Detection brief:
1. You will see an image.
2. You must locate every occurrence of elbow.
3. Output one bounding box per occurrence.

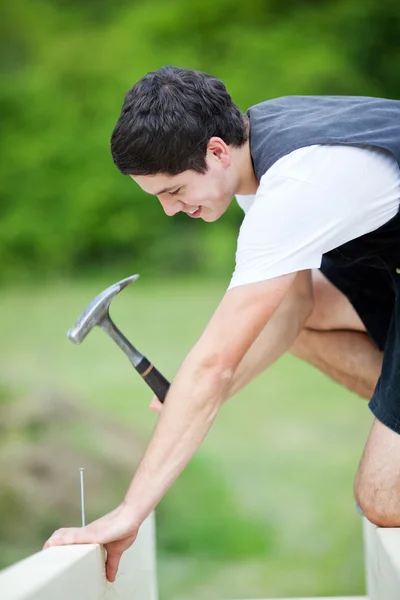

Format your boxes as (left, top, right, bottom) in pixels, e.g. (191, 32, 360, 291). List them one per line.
(183, 351, 234, 398)
(187, 338, 237, 382)
(189, 349, 235, 380)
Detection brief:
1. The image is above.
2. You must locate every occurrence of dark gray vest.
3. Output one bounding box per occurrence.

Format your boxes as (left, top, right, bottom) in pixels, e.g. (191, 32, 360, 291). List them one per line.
(247, 95, 400, 270)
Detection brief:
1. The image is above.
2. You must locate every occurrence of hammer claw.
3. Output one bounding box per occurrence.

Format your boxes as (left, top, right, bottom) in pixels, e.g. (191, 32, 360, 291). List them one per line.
(67, 274, 170, 402)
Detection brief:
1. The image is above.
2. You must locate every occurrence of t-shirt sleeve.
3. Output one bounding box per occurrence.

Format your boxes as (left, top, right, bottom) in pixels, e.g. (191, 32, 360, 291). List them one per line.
(228, 144, 400, 290)
(229, 175, 325, 289)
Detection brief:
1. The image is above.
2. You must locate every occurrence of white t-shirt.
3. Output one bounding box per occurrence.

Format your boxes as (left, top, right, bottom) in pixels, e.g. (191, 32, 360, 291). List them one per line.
(228, 144, 400, 290)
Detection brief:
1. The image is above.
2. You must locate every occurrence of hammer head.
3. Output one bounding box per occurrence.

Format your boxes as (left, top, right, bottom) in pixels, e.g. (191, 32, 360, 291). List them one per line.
(67, 274, 139, 344)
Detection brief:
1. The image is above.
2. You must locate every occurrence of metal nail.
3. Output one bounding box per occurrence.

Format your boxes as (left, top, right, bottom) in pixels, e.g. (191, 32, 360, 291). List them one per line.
(79, 468, 86, 527)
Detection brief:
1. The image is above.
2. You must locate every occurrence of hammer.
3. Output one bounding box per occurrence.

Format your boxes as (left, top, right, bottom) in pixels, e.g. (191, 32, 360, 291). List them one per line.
(67, 274, 170, 402)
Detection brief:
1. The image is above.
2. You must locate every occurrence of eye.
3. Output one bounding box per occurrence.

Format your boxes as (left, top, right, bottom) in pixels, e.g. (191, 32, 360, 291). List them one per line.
(169, 188, 181, 196)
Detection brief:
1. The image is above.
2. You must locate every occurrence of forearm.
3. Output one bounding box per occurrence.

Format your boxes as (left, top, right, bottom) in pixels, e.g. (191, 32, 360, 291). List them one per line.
(122, 274, 300, 526)
(124, 355, 230, 524)
(228, 273, 313, 398)
(44, 272, 304, 581)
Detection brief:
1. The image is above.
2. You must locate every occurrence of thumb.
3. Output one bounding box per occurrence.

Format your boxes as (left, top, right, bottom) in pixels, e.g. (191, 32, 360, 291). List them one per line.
(149, 395, 163, 414)
(105, 547, 124, 582)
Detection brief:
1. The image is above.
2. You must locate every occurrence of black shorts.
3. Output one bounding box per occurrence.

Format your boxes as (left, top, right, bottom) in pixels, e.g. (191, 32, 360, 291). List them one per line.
(320, 256, 400, 434)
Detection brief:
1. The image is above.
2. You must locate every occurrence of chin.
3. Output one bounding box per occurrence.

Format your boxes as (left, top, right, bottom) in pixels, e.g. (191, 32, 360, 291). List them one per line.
(202, 212, 218, 223)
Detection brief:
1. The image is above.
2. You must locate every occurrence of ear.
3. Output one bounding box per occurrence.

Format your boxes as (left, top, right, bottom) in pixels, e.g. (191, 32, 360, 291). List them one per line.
(207, 137, 231, 167)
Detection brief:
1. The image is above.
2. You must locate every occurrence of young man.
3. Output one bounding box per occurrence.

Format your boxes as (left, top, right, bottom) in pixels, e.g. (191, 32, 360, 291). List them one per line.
(44, 66, 400, 582)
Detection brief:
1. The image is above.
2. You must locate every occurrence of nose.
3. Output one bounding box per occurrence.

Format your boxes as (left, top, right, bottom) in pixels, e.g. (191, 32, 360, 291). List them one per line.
(159, 197, 183, 216)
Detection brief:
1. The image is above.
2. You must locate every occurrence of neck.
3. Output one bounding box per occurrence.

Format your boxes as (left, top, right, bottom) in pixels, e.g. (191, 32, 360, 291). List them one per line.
(231, 124, 259, 195)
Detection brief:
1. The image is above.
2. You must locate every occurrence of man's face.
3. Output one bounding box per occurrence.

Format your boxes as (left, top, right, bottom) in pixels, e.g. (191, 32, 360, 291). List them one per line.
(131, 144, 236, 222)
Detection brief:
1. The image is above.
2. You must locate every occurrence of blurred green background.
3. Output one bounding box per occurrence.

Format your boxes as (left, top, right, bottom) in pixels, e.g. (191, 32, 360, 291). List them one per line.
(1, 0, 399, 598)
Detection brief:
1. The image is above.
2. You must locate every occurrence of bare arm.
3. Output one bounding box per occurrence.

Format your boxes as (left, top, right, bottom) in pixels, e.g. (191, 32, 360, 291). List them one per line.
(124, 272, 297, 524)
(45, 272, 298, 581)
(228, 270, 313, 397)
(150, 270, 313, 411)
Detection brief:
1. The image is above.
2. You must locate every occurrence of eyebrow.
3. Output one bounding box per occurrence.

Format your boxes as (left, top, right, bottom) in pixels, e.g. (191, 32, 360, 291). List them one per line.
(155, 185, 181, 195)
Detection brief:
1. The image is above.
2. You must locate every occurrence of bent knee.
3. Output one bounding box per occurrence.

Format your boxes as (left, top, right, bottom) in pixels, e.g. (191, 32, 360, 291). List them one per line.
(355, 420, 400, 527)
(354, 473, 400, 527)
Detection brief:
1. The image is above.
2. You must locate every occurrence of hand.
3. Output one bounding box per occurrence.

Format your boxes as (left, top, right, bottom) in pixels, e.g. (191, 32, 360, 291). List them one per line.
(149, 394, 163, 414)
(42, 503, 140, 582)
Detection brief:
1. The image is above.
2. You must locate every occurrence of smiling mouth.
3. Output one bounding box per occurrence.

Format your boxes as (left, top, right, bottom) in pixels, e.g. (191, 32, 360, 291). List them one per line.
(186, 207, 202, 218)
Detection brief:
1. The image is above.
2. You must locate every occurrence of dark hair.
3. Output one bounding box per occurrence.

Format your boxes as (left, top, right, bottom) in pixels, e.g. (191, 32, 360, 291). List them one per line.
(110, 65, 247, 176)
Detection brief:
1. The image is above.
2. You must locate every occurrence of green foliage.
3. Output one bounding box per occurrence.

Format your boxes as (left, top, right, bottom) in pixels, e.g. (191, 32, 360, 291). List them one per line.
(1, 0, 400, 280)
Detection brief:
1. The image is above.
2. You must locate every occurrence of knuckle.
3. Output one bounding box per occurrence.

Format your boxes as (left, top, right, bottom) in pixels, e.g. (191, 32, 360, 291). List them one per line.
(55, 528, 66, 537)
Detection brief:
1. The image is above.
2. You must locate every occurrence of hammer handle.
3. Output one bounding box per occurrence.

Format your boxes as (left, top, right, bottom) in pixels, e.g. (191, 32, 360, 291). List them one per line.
(136, 357, 170, 403)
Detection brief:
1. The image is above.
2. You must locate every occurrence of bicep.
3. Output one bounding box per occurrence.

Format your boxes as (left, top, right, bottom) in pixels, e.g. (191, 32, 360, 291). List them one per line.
(192, 273, 297, 373)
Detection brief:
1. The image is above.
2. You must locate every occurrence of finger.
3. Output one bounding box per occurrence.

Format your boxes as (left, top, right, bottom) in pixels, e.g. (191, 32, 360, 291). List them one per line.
(43, 526, 97, 549)
(149, 396, 163, 414)
(105, 548, 123, 583)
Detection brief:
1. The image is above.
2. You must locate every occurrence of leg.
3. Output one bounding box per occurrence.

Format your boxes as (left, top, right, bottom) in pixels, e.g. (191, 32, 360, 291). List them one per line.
(355, 418, 400, 526)
(290, 270, 383, 399)
(355, 279, 400, 524)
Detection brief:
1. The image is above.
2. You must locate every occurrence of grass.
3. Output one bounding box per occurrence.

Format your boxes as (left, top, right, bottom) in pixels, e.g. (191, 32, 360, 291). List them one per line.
(0, 275, 372, 599)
